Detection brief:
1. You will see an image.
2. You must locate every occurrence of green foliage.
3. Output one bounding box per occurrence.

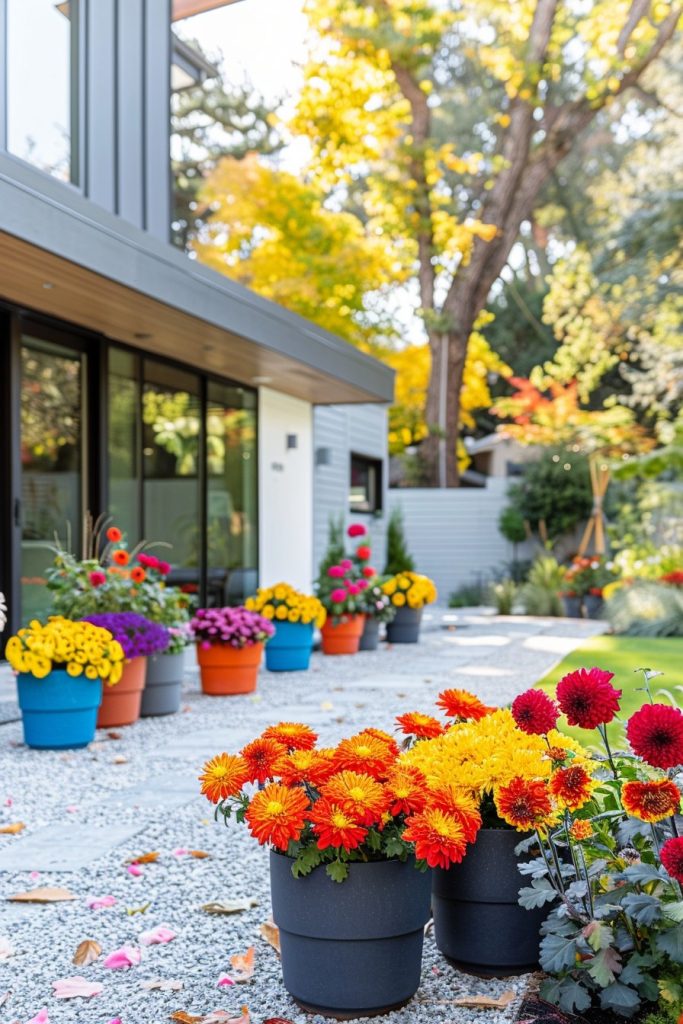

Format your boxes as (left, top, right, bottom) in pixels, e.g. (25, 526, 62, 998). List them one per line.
(505, 450, 593, 542)
(317, 516, 346, 584)
(520, 556, 564, 616)
(490, 579, 517, 615)
(448, 580, 488, 608)
(384, 507, 415, 576)
(498, 505, 527, 545)
(606, 581, 683, 638)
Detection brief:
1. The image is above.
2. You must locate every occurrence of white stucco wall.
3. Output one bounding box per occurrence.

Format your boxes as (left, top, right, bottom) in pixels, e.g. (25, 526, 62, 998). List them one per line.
(258, 387, 313, 590)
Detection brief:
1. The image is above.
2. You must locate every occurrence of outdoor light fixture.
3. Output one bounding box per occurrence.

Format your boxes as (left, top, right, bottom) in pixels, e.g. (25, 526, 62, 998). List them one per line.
(315, 447, 332, 466)
(286, 434, 298, 450)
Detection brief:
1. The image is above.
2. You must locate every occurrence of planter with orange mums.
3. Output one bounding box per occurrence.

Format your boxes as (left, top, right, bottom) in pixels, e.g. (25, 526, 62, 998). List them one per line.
(190, 607, 274, 695)
(199, 721, 476, 1016)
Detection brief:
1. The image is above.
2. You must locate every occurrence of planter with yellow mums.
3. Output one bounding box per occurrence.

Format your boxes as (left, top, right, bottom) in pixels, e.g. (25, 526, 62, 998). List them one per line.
(246, 584, 326, 672)
(382, 572, 437, 644)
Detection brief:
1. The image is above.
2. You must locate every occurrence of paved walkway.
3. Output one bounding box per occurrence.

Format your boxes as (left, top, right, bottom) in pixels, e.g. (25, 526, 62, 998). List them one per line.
(0, 611, 606, 1024)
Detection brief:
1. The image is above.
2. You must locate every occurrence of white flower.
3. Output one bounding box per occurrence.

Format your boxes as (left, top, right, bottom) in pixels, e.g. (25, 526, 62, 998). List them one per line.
(0, 592, 6, 632)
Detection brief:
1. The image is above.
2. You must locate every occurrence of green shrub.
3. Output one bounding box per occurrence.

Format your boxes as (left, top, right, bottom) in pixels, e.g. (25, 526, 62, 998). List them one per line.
(505, 449, 593, 541)
(520, 555, 564, 616)
(606, 580, 683, 637)
(498, 505, 526, 545)
(448, 580, 488, 608)
(489, 578, 517, 615)
(384, 506, 416, 575)
(317, 515, 345, 584)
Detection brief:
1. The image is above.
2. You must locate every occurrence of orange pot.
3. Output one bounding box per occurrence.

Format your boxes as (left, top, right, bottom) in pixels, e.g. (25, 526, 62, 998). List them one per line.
(97, 656, 147, 728)
(320, 614, 365, 656)
(197, 642, 263, 695)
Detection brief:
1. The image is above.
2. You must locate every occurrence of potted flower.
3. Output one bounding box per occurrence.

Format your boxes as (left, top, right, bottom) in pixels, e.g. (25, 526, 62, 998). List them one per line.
(402, 687, 590, 976)
(190, 606, 274, 695)
(200, 721, 473, 1016)
(317, 562, 365, 655)
(136, 556, 194, 717)
(82, 612, 169, 727)
(245, 584, 326, 672)
(344, 525, 396, 651)
(510, 668, 683, 1018)
(561, 556, 616, 618)
(382, 572, 437, 643)
(4, 617, 125, 749)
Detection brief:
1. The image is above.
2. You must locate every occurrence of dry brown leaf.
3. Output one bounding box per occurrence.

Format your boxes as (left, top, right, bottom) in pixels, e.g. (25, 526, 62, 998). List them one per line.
(259, 920, 280, 956)
(141, 978, 183, 991)
(8, 886, 76, 903)
(112, 755, 129, 764)
(230, 946, 255, 983)
(170, 1013, 201, 1024)
(188, 850, 210, 859)
(201, 898, 258, 915)
(73, 939, 102, 966)
(264, 1018, 296, 1024)
(0, 823, 25, 836)
(107, 730, 123, 740)
(125, 852, 160, 865)
(451, 991, 515, 1009)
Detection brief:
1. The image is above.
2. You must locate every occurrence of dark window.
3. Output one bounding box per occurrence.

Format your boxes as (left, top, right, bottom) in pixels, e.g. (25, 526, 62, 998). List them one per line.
(350, 454, 382, 514)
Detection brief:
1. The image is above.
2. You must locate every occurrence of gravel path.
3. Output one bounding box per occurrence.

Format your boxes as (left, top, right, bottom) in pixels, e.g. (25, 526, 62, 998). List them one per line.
(0, 610, 606, 1024)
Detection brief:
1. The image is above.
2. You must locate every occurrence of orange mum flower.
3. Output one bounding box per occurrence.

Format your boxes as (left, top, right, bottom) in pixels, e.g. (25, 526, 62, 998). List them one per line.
(402, 809, 468, 869)
(112, 549, 130, 566)
(385, 765, 429, 816)
(308, 798, 367, 851)
(106, 526, 123, 542)
(278, 748, 337, 788)
(240, 737, 288, 784)
(396, 711, 444, 739)
(430, 783, 482, 843)
(333, 734, 395, 780)
(549, 765, 596, 811)
(359, 728, 400, 759)
(245, 783, 309, 850)
(262, 721, 318, 751)
(321, 770, 388, 826)
(570, 819, 594, 841)
(199, 752, 249, 804)
(622, 779, 681, 823)
(130, 566, 146, 583)
(436, 688, 493, 721)
(545, 746, 570, 764)
(496, 777, 554, 831)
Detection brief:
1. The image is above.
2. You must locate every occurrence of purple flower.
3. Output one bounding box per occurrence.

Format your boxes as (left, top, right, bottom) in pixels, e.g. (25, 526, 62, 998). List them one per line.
(81, 612, 169, 658)
(190, 606, 275, 648)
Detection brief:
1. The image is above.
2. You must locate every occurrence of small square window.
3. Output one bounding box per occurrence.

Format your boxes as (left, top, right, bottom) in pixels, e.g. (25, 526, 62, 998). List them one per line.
(349, 454, 382, 513)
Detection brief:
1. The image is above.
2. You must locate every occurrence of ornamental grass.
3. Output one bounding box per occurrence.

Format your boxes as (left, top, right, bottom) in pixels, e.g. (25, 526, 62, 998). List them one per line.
(5, 616, 126, 683)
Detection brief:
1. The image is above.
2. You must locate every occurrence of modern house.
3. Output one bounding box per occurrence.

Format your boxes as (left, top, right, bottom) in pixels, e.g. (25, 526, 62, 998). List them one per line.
(0, 0, 393, 637)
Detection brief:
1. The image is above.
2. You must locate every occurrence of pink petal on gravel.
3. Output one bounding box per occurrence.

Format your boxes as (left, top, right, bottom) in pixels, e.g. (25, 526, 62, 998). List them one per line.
(103, 945, 142, 970)
(86, 895, 117, 910)
(26, 1008, 49, 1023)
(52, 976, 103, 999)
(171, 848, 188, 857)
(66, 805, 79, 813)
(107, 1019, 122, 1024)
(139, 925, 176, 946)
(217, 973, 235, 987)
(127, 863, 143, 877)
(29, 871, 40, 881)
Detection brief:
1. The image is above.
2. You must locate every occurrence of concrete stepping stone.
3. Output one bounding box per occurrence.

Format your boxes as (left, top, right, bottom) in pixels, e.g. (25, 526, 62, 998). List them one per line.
(0, 823, 141, 872)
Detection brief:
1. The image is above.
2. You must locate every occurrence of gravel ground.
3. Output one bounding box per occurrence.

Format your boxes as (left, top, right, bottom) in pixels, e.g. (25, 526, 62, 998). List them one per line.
(0, 609, 606, 1024)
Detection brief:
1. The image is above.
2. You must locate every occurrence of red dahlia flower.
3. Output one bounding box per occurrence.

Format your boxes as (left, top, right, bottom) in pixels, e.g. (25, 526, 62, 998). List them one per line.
(549, 764, 596, 811)
(356, 545, 372, 561)
(511, 689, 559, 735)
(362, 566, 376, 578)
(556, 667, 622, 729)
(89, 570, 107, 587)
(622, 779, 681, 823)
(626, 703, 683, 770)
(347, 524, 366, 538)
(660, 836, 683, 884)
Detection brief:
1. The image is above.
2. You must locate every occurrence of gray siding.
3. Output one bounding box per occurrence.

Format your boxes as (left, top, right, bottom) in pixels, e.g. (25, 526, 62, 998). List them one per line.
(313, 405, 389, 579)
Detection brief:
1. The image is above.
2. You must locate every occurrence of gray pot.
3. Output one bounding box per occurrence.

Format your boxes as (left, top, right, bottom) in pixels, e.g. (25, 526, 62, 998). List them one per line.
(359, 617, 380, 651)
(385, 606, 422, 644)
(270, 851, 431, 1018)
(432, 828, 548, 977)
(561, 595, 582, 618)
(583, 593, 604, 619)
(140, 651, 184, 717)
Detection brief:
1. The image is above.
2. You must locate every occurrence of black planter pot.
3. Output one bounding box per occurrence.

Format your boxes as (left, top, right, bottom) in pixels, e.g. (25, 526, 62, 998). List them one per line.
(270, 852, 431, 1018)
(385, 606, 423, 644)
(432, 828, 547, 977)
(140, 651, 184, 717)
(561, 595, 582, 618)
(359, 617, 380, 651)
(583, 593, 604, 619)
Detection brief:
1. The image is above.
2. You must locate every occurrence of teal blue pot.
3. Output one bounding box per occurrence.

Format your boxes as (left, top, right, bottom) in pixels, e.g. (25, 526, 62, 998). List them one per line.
(266, 621, 314, 672)
(17, 670, 103, 750)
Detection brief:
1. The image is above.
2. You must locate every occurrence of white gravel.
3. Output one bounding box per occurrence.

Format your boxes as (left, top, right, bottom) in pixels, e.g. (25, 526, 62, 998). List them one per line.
(0, 610, 605, 1024)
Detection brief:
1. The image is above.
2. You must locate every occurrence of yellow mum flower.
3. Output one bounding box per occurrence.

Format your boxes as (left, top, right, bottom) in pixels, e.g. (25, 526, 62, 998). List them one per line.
(85, 665, 100, 680)
(393, 592, 406, 607)
(275, 605, 288, 620)
(67, 662, 83, 677)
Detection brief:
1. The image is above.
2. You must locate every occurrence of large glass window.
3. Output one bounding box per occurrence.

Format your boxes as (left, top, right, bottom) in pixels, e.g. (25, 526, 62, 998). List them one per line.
(6, 0, 79, 183)
(108, 349, 141, 541)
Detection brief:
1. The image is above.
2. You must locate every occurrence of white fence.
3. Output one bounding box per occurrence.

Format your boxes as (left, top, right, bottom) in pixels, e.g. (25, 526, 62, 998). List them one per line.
(387, 480, 534, 600)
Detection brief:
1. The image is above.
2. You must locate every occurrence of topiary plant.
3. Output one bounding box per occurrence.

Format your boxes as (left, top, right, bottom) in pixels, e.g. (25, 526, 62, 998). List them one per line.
(384, 506, 416, 575)
(505, 449, 593, 543)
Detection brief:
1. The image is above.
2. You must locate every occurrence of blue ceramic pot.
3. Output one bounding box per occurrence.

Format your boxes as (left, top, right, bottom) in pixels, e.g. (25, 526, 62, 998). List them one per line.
(265, 621, 314, 672)
(17, 670, 103, 750)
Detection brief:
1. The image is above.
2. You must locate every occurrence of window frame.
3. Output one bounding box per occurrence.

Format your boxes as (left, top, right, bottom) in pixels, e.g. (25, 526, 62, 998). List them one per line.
(349, 452, 383, 515)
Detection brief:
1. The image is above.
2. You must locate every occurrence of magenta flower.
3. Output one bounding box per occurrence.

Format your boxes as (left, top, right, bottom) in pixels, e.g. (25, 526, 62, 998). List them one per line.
(89, 571, 106, 587)
(340, 559, 353, 571)
(330, 588, 348, 603)
(328, 565, 345, 578)
(348, 524, 367, 537)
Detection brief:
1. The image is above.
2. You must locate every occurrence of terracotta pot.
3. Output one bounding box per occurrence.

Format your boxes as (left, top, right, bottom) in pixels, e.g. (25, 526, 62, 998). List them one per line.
(197, 642, 263, 695)
(97, 656, 147, 728)
(320, 615, 365, 656)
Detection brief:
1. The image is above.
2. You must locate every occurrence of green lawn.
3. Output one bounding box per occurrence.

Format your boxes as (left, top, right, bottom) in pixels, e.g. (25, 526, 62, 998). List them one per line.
(536, 634, 683, 749)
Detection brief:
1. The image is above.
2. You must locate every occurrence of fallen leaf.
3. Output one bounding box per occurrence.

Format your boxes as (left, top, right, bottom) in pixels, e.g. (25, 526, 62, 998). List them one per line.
(52, 976, 103, 999)
(112, 755, 128, 765)
(188, 850, 210, 859)
(264, 1019, 296, 1024)
(259, 920, 280, 955)
(0, 991, 10, 1007)
(126, 852, 159, 864)
(0, 822, 25, 835)
(140, 978, 183, 992)
(107, 731, 123, 740)
(126, 903, 151, 916)
(201, 898, 258, 915)
(169, 1013, 201, 1024)
(202, 1011, 250, 1024)
(452, 991, 516, 1009)
(8, 886, 75, 903)
(73, 940, 102, 966)
(0, 937, 14, 960)
(230, 947, 255, 983)
(86, 895, 117, 910)
(103, 945, 142, 970)
(140, 925, 177, 946)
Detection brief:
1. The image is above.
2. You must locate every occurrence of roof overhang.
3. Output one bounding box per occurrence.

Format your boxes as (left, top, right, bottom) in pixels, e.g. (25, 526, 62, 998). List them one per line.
(172, 0, 246, 21)
(0, 156, 394, 405)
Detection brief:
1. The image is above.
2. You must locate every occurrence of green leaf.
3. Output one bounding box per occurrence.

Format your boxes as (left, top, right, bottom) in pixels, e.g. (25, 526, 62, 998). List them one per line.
(553, 978, 592, 1014)
(655, 925, 683, 963)
(583, 921, 614, 952)
(325, 860, 349, 884)
(365, 828, 382, 852)
(291, 846, 322, 878)
(599, 982, 640, 1015)
(587, 947, 622, 988)
(539, 931, 579, 973)
(623, 863, 663, 886)
(663, 901, 683, 923)
(622, 892, 662, 926)
(383, 836, 407, 858)
(519, 879, 558, 910)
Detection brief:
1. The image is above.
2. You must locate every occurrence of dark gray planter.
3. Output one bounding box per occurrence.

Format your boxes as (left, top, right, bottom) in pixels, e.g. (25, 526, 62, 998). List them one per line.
(432, 828, 547, 977)
(561, 595, 582, 618)
(270, 851, 431, 1018)
(385, 606, 422, 644)
(359, 617, 380, 651)
(583, 593, 604, 619)
(140, 651, 184, 717)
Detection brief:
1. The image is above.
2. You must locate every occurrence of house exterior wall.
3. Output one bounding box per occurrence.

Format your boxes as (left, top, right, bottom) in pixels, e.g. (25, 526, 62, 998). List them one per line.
(313, 404, 389, 579)
(259, 388, 314, 590)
